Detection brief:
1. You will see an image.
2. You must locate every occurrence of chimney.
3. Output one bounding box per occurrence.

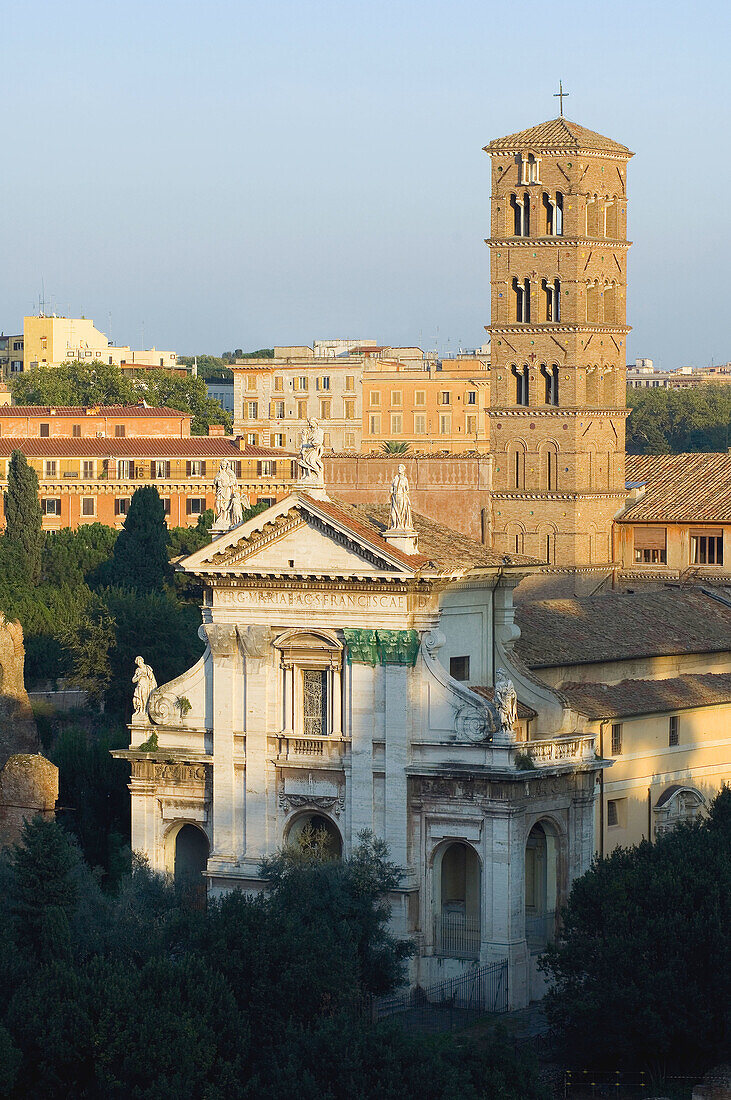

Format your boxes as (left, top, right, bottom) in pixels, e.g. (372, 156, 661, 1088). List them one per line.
(208, 424, 226, 437)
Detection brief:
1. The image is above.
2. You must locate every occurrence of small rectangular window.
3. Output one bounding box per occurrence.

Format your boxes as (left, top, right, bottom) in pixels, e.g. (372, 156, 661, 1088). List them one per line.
(320, 400, 331, 419)
(41, 498, 61, 516)
(390, 413, 402, 434)
(369, 391, 381, 407)
(115, 497, 130, 516)
(440, 391, 451, 405)
(44, 460, 57, 478)
(247, 401, 258, 419)
(391, 391, 402, 407)
(296, 376, 308, 392)
(302, 668, 328, 737)
(186, 497, 206, 515)
(274, 376, 283, 392)
(467, 391, 476, 405)
(450, 656, 470, 681)
(297, 400, 308, 419)
(466, 415, 477, 435)
(82, 460, 94, 479)
(369, 413, 381, 435)
(345, 375, 354, 392)
(611, 723, 622, 755)
(414, 390, 426, 406)
(72, 424, 81, 437)
(344, 432, 356, 449)
(40, 423, 49, 437)
(607, 800, 619, 827)
(344, 399, 356, 420)
(81, 497, 95, 516)
(439, 413, 451, 434)
(273, 433, 285, 448)
(669, 716, 679, 747)
(246, 375, 257, 391)
(275, 401, 285, 419)
(414, 413, 426, 434)
(114, 425, 125, 438)
(161, 497, 171, 515)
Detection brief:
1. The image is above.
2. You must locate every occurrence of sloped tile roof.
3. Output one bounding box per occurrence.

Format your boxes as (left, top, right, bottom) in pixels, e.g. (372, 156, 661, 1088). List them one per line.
(332, 500, 539, 572)
(622, 453, 731, 523)
(0, 438, 289, 459)
(515, 588, 731, 668)
(1, 405, 190, 417)
(484, 117, 631, 155)
(561, 673, 731, 719)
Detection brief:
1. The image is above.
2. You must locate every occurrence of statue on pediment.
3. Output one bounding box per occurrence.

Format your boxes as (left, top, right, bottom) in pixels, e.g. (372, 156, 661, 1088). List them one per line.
(388, 464, 413, 531)
(494, 668, 517, 737)
(214, 460, 238, 527)
(298, 418, 325, 485)
(132, 656, 157, 717)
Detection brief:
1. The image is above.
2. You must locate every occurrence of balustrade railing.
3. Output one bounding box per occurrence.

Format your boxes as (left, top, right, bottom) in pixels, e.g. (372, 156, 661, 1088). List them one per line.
(527, 734, 595, 765)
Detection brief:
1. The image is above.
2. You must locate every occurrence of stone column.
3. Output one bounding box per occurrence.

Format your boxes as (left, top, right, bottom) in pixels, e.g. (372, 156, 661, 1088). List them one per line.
(349, 661, 375, 839)
(204, 624, 239, 867)
(384, 663, 408, 869)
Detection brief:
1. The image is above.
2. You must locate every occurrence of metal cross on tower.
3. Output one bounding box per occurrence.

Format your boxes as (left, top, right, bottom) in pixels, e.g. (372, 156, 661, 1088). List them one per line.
(554, 80, 569, 116)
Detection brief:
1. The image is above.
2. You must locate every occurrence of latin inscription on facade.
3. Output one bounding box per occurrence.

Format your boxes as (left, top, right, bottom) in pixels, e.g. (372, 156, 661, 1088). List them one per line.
(215, 589, 431, 613)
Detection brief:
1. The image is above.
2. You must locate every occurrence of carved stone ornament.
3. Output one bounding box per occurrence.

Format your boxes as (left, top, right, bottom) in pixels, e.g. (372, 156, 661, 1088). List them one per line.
(236, 624, 271, 659)
(455, 703, 494, 743)
(147, 691, 180, 726)
(278, 789, 345, 816)
(344, 628, 420, 667)
(203, 623, 238, 660)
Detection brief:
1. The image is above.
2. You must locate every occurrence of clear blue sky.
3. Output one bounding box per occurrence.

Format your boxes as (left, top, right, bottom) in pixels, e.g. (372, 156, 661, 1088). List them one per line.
(2, 0, 729, 368)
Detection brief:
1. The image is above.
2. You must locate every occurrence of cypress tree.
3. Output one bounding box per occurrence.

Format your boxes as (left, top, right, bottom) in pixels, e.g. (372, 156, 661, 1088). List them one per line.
(4, 450, 43, 585)
(111, 485, 171, 592)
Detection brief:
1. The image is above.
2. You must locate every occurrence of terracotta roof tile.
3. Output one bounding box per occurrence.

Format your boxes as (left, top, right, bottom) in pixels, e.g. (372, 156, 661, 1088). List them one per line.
(622, 453, 731, 523)
(515, 588, 731, 668)
(0, 438, 289, 460)
(1, 405, 191, 417)
(561, 673, 731, 719)
(329, 499, 538, 571)
(484, 117, 631, 155)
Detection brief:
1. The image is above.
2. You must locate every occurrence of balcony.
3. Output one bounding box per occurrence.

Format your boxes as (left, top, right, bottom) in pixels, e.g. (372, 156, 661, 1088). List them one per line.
(274, 734, 350, 766)
(523, 734, 596, 767)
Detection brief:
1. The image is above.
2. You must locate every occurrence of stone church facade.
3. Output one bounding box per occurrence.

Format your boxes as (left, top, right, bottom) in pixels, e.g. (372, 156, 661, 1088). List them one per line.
(119, 476, 604, 1006)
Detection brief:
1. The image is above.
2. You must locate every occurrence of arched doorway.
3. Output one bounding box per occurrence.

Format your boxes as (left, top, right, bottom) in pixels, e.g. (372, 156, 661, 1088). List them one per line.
(525, 821, 559, 948)
(173, 823, 209, 883)
(434, 841, 481, 959)
(286, 812, 342, 860)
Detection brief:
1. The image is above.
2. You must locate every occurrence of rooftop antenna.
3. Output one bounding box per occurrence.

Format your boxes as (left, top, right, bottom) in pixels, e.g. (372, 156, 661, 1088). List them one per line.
(554, 80, 569, 116)
(108, 311, 113, 344)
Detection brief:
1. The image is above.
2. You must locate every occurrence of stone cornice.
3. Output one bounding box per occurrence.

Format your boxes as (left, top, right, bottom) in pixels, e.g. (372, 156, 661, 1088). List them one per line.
(487, 323, 631, 336)
(29, 479, 292, 494)
(485, 237, 631, 250)
(487, 148, 631, 161)
(492, 491, 626, 501)
(487, 407, 630, 418)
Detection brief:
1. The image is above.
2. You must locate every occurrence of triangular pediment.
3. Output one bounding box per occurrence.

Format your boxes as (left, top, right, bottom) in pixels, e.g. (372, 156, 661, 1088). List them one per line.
(178, 493, 419, 579)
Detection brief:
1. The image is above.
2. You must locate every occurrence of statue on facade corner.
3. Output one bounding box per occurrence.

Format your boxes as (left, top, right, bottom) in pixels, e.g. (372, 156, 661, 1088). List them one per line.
(132, 656, 157, 717)
(388, 464, 413, 531)
(214, 460, 238, 528)
(494, 667, 517, 736)
(298, 417, 325, 484)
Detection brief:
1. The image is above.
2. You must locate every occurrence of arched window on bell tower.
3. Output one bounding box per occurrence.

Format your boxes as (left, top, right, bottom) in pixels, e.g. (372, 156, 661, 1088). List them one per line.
(543, 279, 561, 322)
(513, 277, 531, 322)
(512, 364, 529, 406)
(541, 364, 559, 406)
(542, 191, 564, 236)
(511, 192, 531, 236)
(521, 153, 541, 185)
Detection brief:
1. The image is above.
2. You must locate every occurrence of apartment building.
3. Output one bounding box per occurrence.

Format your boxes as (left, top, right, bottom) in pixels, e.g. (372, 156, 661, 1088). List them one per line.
(0, 405, 295, 530)
(0, 315, 178, 376)
(360, 354, 490, 452)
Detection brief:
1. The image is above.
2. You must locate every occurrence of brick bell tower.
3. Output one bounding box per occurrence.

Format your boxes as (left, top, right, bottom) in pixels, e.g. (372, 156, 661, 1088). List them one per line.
(484, 116, 633, 568)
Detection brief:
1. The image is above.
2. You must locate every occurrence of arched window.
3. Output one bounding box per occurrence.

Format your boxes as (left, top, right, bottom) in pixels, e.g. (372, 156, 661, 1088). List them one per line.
(508, 442, 526, 489)
(586, 194, 599, 237)
(537, 523, 557, 563)
(540, 443, 559, 491)
(525, 821, 560, 948)
(433, 841, 481, 959)
(604, 199, 617, 238)
(543, 279, 560, 322)
(541, 363, 559, 406)
(273, 629, 344, 741)
(512, 364, 529, 406)
(521, 153, 541, 185)
(513, 277, 531, 322)
(542, 191, 564, 236)
(506, 522, 526, 554)
(586, 283, 599, 323)
(511, 192, 531, 236)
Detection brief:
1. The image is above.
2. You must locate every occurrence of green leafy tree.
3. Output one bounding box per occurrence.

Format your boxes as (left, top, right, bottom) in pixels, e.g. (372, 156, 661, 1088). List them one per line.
(110, 486, 171, 592)
(4, 451, 43, 584)
(42, 523, 118, 588)
(9, 360, 231, 434)
(541, 786, 731, 1075)
(626, 384, 731, 454)
(9, 817, 81, 961)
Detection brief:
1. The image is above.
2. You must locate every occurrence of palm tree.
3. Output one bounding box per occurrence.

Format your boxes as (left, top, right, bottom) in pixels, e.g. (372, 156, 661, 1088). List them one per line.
(381, 440, 411, 455)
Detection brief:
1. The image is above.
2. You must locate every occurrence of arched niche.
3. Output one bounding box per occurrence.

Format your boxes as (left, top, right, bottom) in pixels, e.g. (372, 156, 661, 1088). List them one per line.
(432, 840, 481, 959)
(654, 785, 706, 838)
(165, 821, 210, 888)
(525, 819, 561, 949)
(285, 811, 342, 860)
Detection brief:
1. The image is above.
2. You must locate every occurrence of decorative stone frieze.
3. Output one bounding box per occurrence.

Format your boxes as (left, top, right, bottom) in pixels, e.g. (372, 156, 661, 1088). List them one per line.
(344, 628, 421, 666)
